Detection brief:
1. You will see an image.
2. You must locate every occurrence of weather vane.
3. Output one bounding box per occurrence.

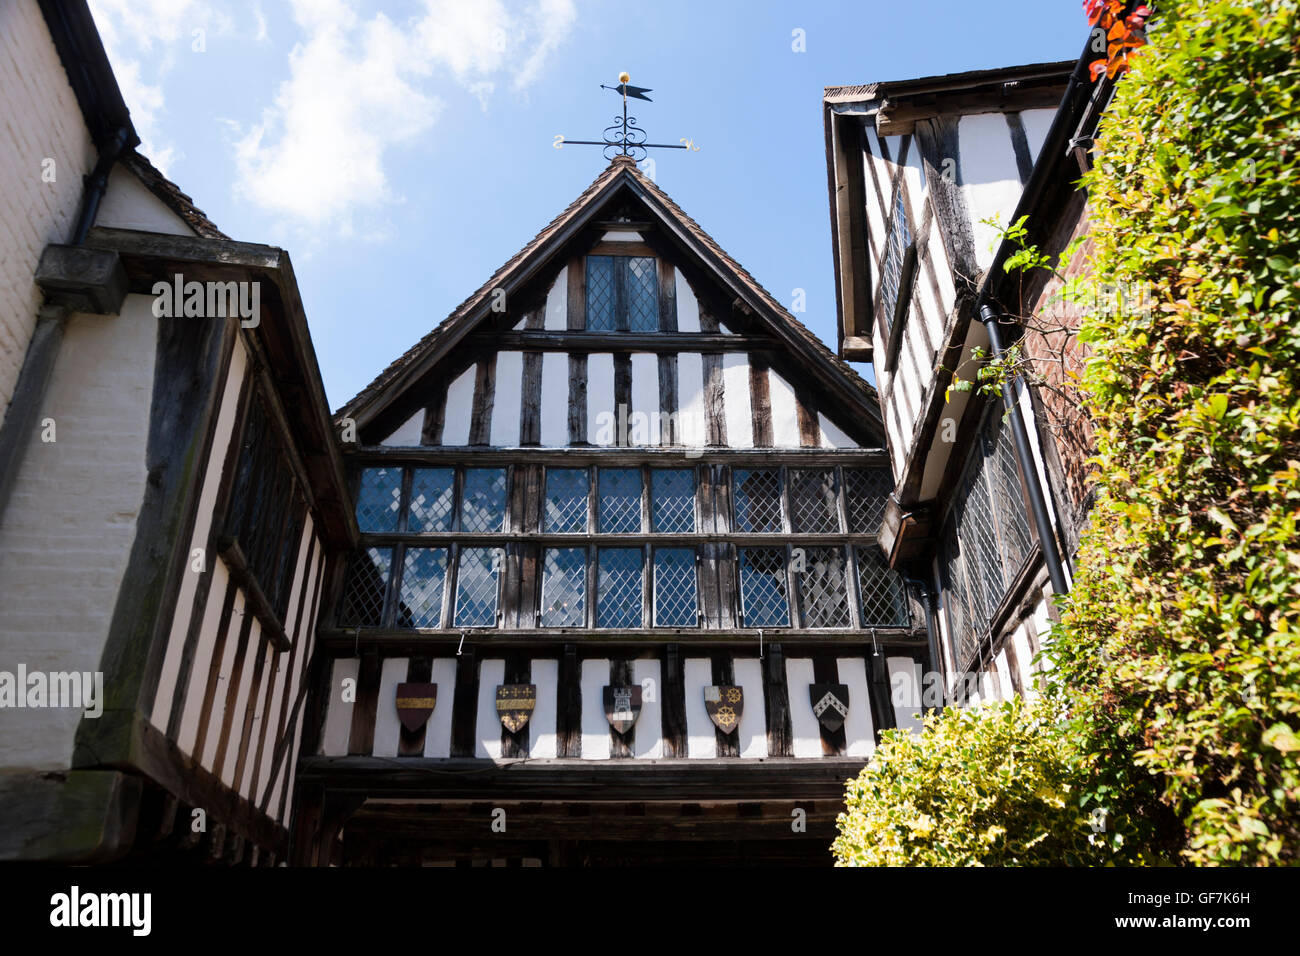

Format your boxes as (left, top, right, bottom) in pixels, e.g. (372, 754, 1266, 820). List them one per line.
(555, 72, 695, 162)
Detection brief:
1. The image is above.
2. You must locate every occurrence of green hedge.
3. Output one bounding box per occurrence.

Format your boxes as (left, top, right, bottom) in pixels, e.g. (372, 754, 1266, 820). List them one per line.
(834, 0, 1300, 866)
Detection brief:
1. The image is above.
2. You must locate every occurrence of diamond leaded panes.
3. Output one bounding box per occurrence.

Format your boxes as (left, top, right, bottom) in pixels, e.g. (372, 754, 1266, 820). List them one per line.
(738, 547, 790, 627)
(626, 257, 659, 332)
(843, 467, 892, 533)
(789, 468, 839, 533)
(880, 187, 913, 332)
(986, 415, 1033, 576)
(407, 467, 454, 533)
(541, 547, 586, 627)
(397, 547, 447, 628)
(797, 546, 852, 628)
(653, 547, 698, 627)
(460, 468, 507, 533)
(733, 469, 781, 533)
(356, 467, 401, 533)
(454, 547, 500, 627)
(338, 546, 391, 627)
(598, 468, 642, 534)
(544, 468, 589, 533)
(651, 468, 695, 533)
(597, 548, 643, 628)
(586, 255, 617, 331)
(855, 545, 910, 627)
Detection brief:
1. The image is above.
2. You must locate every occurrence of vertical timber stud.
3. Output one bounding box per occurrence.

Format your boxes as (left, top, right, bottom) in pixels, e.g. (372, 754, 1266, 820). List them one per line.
(662, 644, 686, 757)
(764, 644, 792, 757)
(558, 644, 581, 757)
(450, 646, 478, 758)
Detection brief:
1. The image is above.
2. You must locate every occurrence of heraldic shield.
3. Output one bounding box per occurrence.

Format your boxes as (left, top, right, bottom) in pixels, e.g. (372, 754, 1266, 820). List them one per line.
(810, 683, 850, 733)
(394, 682, 438, 732)
(496, 683, 536, 733)
(704, 685, 744, 733)
(603, 685, 642, 735)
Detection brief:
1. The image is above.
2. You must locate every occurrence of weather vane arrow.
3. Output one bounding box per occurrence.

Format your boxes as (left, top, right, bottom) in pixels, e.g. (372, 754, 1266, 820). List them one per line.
(555, 72, 697, 161)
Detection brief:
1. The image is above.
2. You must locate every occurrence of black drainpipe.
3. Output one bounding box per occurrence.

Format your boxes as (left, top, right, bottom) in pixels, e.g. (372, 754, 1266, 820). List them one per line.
(978, 303, 1071, 598)
(902, 573, 945, 709)
(0, 126, 131, 524)
(70, 126, 130, 244)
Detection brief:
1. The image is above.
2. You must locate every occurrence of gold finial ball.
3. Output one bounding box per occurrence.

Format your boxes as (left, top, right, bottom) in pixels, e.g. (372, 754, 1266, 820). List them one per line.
(618, 71, 630, 84)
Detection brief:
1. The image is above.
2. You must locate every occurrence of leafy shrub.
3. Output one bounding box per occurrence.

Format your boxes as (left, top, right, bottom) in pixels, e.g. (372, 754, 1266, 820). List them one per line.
(1053, 0, 1300, 865)
(831, 697, 1126, 866)
(835, 0, 1300, 866)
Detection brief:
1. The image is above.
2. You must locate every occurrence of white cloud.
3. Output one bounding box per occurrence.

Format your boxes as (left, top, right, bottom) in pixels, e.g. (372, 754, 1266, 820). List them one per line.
(230, 0, 577, 235)
(89, 0, 237, 174)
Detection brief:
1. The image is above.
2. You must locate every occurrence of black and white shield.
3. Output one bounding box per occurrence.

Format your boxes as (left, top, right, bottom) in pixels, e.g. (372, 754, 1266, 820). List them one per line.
(603, 685, 642, 735)
(704, 685, 744, 734)
(810, 683, 850, 733)
(394, 682, 438, 732)
(496, 683, 536, 733)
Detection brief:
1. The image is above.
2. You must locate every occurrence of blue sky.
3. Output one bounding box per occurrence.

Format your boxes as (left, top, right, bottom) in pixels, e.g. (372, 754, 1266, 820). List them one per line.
(89, 0, 1089, 410)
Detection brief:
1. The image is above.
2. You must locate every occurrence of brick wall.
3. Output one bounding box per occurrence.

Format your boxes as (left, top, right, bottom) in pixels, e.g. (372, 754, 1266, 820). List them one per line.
(0, 0, 95, 420)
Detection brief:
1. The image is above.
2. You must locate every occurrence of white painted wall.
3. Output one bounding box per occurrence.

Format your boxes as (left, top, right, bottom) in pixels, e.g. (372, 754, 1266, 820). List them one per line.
(836, 657, 875, 757)
(539, 352, 569, 446)
(586, 352, 614, 446)
(543, 267, 567, 330)
(423, 658, 458, 758)
(579, 658, 610, 759)
(95, 165, 195, 236)
(784, 658, 822, 758)
(474, 659, 506, 759)
(732, 657, 767, 758)
(675, 271, 701, 332)
(529, 658, 559, 758)
(683, 658, 715, 758)
(0, 296, 157, 770)
(319, 658, 359, 756)
(371, 656, 410, 757)
(958, 112, 1026, 270)
(489, 351, 522, 446)
(381, 409, 422, 446)
(632, 658, 663, 758)
(441, 365, 475, 445)
(720, 352, 753, 448)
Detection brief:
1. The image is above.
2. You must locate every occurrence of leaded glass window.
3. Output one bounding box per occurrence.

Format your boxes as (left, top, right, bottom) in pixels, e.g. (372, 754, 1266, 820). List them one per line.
(397, 547, 447, 628)
(738, 547, 790, 627)
(544, 468, 589, 533)
(541, 547, 586, 627)
(796, 546, 852, 628)
(598, 468, 642, 534)
(880, 188, 913, 332)
(454, 547, 500, 627)
(733, 468, 781, 533)
(597, 548, 643, 628)
(408, 467, 454, 533)
(789, 469, 839, 533)
(585, 255, 659, 332)
(855, 545, 909, 627)
(653, 548, 698, 627)
(339, 546, 391, 627)
(586, 255, 617, 331)
(843, 467, 891, 533)
(651, 468, 695, 533)
(938, 407, 1037, 665)
(356, 466, 401, 533)
(460, 468, 507, 533)
(626, 257, 658, 332)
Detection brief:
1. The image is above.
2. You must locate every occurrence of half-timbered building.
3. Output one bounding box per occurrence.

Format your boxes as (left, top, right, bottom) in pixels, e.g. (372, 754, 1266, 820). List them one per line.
(0, 0, 355, 863)
(822, 46, 1112, 706)
(297, 155, 927, 866)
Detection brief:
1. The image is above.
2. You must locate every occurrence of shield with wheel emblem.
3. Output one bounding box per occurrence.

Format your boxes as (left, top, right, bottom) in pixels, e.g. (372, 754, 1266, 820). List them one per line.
(704, 685, 744, 733)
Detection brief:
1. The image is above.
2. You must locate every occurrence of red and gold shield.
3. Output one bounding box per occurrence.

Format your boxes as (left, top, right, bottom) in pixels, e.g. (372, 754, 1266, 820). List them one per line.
(394, 683, 437, 732)
(704, 685, 744, 733)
